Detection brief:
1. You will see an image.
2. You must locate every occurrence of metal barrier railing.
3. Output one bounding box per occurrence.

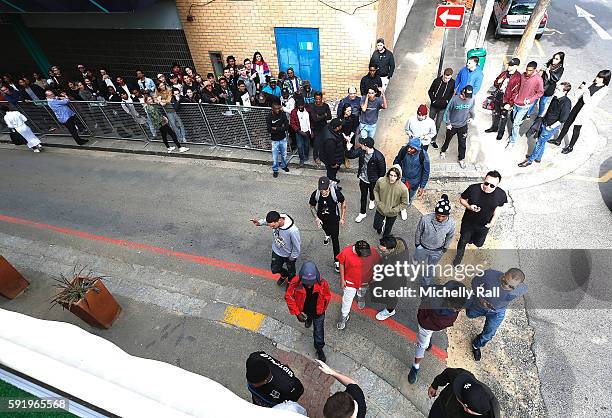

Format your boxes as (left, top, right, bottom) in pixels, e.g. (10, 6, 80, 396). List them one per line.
(1, 100, 297, 155)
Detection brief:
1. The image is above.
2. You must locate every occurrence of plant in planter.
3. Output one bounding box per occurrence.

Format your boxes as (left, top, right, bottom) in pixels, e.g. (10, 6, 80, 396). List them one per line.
(51, 266, 121, 329)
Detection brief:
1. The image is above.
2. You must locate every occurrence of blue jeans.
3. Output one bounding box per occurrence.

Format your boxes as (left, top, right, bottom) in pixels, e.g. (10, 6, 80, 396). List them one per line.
(295, 131, 310, 163)
(528, 95, 552, 118)
(509, 104, 531, 143)
(311, 313, 325, 350)
(466, 303, 506, 348)
(166, 112, 186, 142)
(528, 124, 560, 162)
(359, 122, 377, 139)
(271, 138, 288, 172)
(413, 245, 443, 286)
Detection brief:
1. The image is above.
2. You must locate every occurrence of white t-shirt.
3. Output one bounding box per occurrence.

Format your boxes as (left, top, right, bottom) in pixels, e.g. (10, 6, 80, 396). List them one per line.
(297, 109, 311, 133)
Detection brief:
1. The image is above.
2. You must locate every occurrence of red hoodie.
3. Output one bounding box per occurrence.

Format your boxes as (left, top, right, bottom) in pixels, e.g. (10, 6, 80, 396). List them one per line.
(285, 276, 331, 316)
(514, 72, 544, 107)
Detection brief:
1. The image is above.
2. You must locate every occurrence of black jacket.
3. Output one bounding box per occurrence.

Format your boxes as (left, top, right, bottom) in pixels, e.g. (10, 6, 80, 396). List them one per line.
(266, 111, 289, 141)
(428, 76, 455, 110)
(246, 351, 304, 407)
(19, 84, 45, 101)
(321, 125, 345, 166)
(346, 147, 386, 184)
(542, 65, 564, 97)
(360, 74, 382, 96)
(370, 48, 395, 78)
(542, 95, 571, 126)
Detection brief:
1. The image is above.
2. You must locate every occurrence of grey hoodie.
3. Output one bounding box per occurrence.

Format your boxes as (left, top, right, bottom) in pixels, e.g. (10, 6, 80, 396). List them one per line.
(443, 95, 475, 128)
(415, 212, 456, 251)
(260, 213, 301, 260)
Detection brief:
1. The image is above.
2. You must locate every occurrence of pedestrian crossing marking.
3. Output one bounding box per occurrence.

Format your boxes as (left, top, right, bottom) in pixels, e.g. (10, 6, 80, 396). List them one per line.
(222, 306, 265, 331)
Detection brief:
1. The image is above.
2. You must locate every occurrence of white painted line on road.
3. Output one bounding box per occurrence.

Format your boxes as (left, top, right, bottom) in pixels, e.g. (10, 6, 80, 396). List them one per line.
(576, 5, 612, 40)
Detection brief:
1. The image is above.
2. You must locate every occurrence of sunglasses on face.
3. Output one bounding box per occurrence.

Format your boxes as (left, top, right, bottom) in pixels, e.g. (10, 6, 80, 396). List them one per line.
(483, 181, 497, 189)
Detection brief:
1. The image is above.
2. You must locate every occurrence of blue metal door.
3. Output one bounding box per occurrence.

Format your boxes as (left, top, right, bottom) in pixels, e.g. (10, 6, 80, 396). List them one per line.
(274, 28, 321, 92)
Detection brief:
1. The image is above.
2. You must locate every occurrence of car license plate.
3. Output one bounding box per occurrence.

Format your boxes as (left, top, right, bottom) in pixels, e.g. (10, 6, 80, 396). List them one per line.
(509, 15, 530, 25)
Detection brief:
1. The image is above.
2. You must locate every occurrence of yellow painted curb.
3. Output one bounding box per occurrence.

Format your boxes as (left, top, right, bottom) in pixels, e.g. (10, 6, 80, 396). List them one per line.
(222, 306, 265, 331)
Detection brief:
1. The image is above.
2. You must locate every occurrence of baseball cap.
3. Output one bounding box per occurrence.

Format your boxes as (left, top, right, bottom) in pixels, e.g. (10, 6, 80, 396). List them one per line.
(361, 137, 374, 148)
(270, 78, 277, 83)
(318, 176, 331, 190)
(355, 240, 371, 257)
(508, 57, 521, 67)
(246, 359, 270, 384)
(453, 372, 493, 415)
(462, 85, 473, 98)
(417, 104, 428, 116)
(299, 261, 320, 286)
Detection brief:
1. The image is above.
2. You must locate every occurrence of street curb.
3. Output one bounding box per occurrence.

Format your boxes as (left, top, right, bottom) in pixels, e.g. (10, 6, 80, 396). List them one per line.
(0, 232, 426, 417)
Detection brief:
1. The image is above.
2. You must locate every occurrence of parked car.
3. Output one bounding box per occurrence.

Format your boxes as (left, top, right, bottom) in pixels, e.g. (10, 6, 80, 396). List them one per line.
(492, 0, 548, 39)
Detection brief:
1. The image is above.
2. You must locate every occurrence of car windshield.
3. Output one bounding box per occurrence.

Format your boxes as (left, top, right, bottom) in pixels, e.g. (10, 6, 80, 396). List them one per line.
(509, 1, 535, 15)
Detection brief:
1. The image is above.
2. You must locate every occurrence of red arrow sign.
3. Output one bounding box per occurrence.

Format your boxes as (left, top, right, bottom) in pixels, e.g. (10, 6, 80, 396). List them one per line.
(434, 5, 466, 28)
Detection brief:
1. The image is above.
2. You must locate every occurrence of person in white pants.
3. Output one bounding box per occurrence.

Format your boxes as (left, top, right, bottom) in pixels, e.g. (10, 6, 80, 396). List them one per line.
(407, 280, 467, 385)
(336, 240, 380, 330)
(2, 106, 42, 152)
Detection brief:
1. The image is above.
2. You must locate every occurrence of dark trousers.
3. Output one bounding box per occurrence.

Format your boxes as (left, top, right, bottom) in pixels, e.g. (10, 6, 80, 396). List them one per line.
(295, 131, 310, 162)
(160, 124, 182, 149)
(373, 211, 396, 237)
(312, 127, 325, 161)
(64, 116, 87, 145)
(491, 104, 511, 139)
(321, 218, 340, 261)
(453, 223, 490, 265)
(359, 179, 375, 214)
(271, 251, 296, 280)
(441, 124, 468, 160)
(325, 164, 340, 182)
(309, 313, 325, 350)
(557, 103, 583, 148)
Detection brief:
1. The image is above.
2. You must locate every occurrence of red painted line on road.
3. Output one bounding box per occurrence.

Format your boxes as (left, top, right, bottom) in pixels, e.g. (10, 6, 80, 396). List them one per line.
(0, 213, 447, 361)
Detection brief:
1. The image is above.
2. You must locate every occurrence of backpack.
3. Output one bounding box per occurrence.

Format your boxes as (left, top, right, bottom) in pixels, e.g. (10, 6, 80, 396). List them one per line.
(313, 185, 339, 216)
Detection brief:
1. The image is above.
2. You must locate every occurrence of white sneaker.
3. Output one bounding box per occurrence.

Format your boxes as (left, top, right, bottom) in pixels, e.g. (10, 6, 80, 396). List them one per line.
(178, 147, 189, 153)
(458, 160, 466, 169)
(323, 235, 331, 246)
(368, 200, 376, 210)
(440, 152, 446, 160)
(334, 261, 340, 273)
(167, 146, 176, 152)
(33, 149, 40, 153)
(401, 208, 408, 221)
(376, 308, 396, 321)
(355, 213, 367, 223)
(336, 315, 349, 330)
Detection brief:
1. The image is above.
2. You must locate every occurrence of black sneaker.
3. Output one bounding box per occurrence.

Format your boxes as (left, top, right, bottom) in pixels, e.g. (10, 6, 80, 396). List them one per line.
(431, 142, 438, 149)
(408, 365, 419, 384)
(282, 166, 290, 173)
(316, 349, 326, 363)
(472, 340, 482, 361)
(323, 236, 330, 246)
(305, 317, 313, 328)
(276, 277, 286, 286)
(273, 171, 279, 178)
(485, 127, 497, 133)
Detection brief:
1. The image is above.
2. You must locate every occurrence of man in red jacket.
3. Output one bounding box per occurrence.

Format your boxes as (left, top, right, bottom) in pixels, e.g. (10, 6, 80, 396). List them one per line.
(408, 280, 467, 384)
(485, 58, 521, 141)
(285, 261, 331, 362)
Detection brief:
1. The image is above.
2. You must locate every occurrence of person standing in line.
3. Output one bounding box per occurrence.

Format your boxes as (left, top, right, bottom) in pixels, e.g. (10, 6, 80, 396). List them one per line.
(339, 103, 359, 168)
(250, 211, 301, 287)
(320, 119, 345, 187)
(393, 137, 430, 220)
(283, 67, 302, 95)
(252, 52, 271, 90)
(336, 86, 361, 118)
(2, 105, 43, 152)
(373, 165, 408, 237)
(551, 69, 610, 154)
(246, 351, 304, 408)
(285, 261, 331, 361)
(243, 58, 261, 91)
(519, 82, 572, 167)
(346, 137, 386, 223)
(290, 97, 312, 166)
(45, 89, 88, 146)
(336, 240, 380, 330)
(370, 38, 395, 92)
(506, 61, 544, 148)
(485, 58, 521, 140)
(527, 51, 565, 119)
(466, 268, 527, 361)
(359, 65, 382, 96)
(262, 78, 282, 99)
(266, 101, 290, 178)
(136, 69, 156, 97)
(428, 368, 500, 418)
(318, 361, 367, 418)
(359, 86, 387, 139)
(311, 92, 332, 165)
(454, 56, 484, 96)
(309, 176, 347, 272)
(371, 235, 409, 321)
(236, 64, 257, 101)
(143, 96, 189, 153)
(427, 68, 455, 147)
(300, 80, 315, 107)
(440, 85, 475, 169)
(404, 104, 437, 151)
(408, 280, 467, 384)
(452, 170, 507, 266)
(413, 194, 455, 287)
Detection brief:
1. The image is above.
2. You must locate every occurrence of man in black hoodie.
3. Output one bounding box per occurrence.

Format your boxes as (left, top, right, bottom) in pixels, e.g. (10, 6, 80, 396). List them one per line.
(321, 118, 345, 187)
(370, 38, 395, 92)
(266, 101, 290, 178)
(346, 137, 386, 222)
(427, 68, 455, 148)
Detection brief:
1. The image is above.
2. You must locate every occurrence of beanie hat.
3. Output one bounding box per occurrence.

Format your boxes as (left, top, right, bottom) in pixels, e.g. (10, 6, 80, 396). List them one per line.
(246, 359, 270, 383)
(417, 104, 428, 116)
(435, 194, 451, 215)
